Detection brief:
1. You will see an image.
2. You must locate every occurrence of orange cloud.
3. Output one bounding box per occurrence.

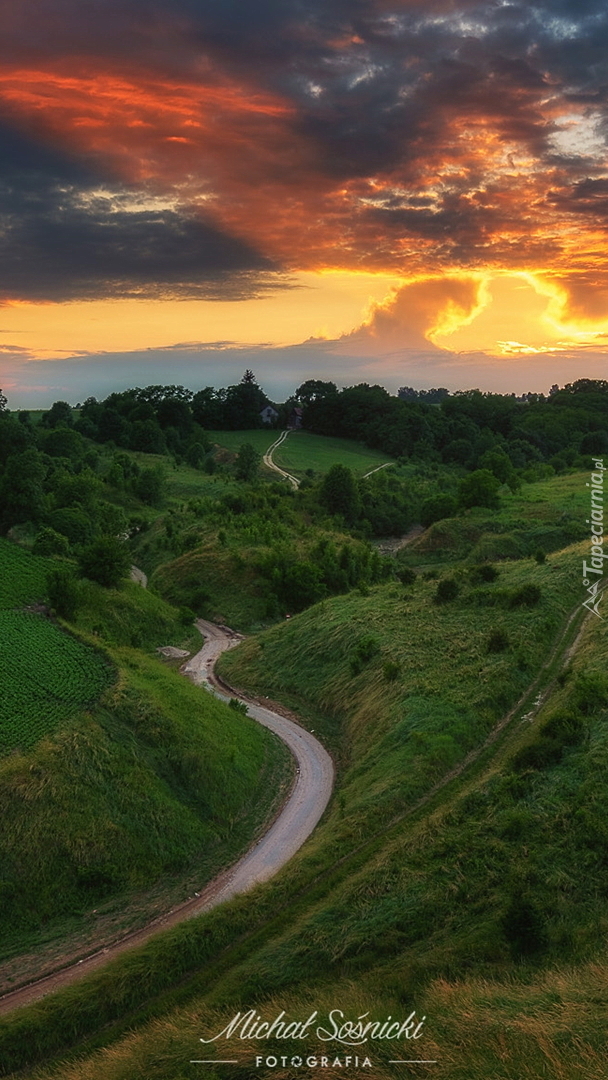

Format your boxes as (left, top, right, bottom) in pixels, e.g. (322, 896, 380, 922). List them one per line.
(343, 275, 484, 351)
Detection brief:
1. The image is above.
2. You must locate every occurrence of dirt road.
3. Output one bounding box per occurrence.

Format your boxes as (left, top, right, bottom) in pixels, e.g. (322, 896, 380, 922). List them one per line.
(262, 429, 300, 488)
(0, 621, 333, 1015)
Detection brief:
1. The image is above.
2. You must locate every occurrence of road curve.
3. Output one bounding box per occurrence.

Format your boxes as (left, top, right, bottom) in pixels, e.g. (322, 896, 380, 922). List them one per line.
(0, 621, 333, 1015)
(262, 429, 300, 488)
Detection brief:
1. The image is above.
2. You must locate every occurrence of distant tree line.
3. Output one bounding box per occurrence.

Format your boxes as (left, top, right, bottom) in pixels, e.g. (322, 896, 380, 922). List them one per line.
(295, 378, 608, 470)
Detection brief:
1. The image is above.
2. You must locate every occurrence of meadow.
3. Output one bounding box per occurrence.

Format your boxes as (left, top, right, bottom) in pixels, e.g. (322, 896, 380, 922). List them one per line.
(201, 429, 394, 477)
(267, 429, 393, 478)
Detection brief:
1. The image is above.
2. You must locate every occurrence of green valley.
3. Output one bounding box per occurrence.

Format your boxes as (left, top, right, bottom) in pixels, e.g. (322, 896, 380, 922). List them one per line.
(0, 377, 606, 1080)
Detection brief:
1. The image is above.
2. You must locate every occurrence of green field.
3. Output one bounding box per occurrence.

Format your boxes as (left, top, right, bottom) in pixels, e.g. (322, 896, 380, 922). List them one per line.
(0, 612, 113, 754)
(0, 541, 115, 754)
(271, 430, 393, 477)
(0, 538, 50, 607)
(210, 429, 394, 477)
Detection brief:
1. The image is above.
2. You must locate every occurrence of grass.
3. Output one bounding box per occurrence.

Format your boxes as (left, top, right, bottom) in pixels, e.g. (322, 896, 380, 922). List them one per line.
(410, 471, 589, 562)
(0, 473, 603, 1078)
(207, 429, 394, 478)
(271, 430, 394, 478)
(2, 551, 606, 1079)
(0, 537, 291, 985)
(0, 644, 291, 961)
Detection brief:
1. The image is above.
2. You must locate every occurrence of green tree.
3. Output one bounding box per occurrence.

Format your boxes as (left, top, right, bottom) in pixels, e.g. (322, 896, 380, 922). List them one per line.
(235, 443, 261, 482)
(0, 448, 46, 529)
(318, 464, 361, 523)
(458, 469, 501, 509)
(41, 400, 74, 428)
(78, 537, 131, 588)
(134, 467, 165, 506)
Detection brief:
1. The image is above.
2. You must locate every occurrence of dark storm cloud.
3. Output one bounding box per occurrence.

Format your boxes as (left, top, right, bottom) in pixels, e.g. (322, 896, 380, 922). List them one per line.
(0, 125, 279, 301)
(2, 0, 608, 285)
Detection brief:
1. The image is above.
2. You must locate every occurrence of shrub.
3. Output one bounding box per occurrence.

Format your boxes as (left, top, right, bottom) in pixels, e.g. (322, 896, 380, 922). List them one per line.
(487, 628, 509, 653)
(33, 527, 70, 557)
(46, 566, 80, 619)
(434, 578, 459, 604)
(420, 494, 458, 527)
(571, 673, 608, 715)
(396, 566, 416, 586)
(458, 468, 501, 509)
(78, 537, 131, 588)
(509, 584, 541, 608)
(541, 710, 586, 747)
(502, 894, 546, 958)
(383, 660, 401, 681)
(349, 634, 380, 675)
(534, 548, 546, 564)
(469, 563, 499, 584)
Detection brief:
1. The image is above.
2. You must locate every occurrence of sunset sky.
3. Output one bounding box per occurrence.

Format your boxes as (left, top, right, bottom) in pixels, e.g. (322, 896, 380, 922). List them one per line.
(1, 0, 608, 405)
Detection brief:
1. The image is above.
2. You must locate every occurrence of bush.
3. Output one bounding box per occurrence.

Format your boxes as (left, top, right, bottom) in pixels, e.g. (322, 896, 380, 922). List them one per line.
(46, 566, 80, 619)
(469, 563, 499, 584)
(78, 537, 131, 588)
(571, 673, 608, 715)
(434, 578, 459, 604)
(420, 494, 457, 527)
(512, 737, 564, 771)
(33, 527, 70, 557)
(458, 468, 501, 509)
(349, 634, 380, 675)
(487, 628, 509, 653)
(134, 467, 165, 506)
(383, 660, 401, 681)
(502, 894, 546, 958)
(396, 566, 416, 586)
(534, 548, 546, 564)
(509, 584, 541, 608)
(541, 710, 586, 747)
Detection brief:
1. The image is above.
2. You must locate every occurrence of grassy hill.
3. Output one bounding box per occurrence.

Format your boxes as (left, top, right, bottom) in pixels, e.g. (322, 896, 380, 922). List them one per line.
(269, 429, 394, 479)
(0, 540, 291, 971)
(1, 465, 605, 1079)
(2, 537, 606, 1079)
(209, 429, 394, 479)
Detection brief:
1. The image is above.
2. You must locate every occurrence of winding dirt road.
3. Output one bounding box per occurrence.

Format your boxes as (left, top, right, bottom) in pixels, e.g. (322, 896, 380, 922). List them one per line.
(262, 429, 300, 488)
(0, 622, 333, 1015)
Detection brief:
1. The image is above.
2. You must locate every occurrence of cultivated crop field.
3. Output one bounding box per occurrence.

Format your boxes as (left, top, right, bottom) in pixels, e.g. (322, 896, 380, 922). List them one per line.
(0, 611, 113, 754)
(0, 539, 49, 608)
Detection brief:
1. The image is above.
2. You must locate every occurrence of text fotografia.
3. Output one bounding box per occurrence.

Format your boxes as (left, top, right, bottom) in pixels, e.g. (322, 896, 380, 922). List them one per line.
(582, 458, 606, 618)
(200, 1009, 426, 1047)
